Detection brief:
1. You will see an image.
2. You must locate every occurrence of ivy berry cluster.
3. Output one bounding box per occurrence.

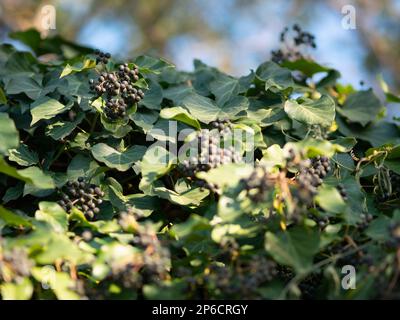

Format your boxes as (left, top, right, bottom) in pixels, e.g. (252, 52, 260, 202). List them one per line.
(240, 164, 275, 203)
(118, 209, 170, 282)
(89, 56, 145, 120)
(58, 177, 104, 219)
(207, 256, 277, 298)
(271, 24, 316, 64)
(94, 49, 111, 65)
(180, 121, 242, 190)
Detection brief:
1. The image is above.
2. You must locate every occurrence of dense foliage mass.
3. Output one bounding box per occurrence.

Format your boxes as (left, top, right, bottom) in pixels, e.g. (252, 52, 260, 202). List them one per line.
(0, 27, 400, 300)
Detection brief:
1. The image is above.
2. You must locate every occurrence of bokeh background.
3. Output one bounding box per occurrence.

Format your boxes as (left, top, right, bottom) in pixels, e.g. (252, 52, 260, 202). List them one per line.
(0, 0, 400, 117)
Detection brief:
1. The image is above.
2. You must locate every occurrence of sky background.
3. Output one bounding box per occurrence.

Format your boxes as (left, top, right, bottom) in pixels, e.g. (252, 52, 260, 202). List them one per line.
(1, 0, 400, 117)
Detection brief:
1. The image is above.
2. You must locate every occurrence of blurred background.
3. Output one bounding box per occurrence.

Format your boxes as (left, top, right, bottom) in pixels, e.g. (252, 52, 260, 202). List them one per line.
(0, 0, 400, 115)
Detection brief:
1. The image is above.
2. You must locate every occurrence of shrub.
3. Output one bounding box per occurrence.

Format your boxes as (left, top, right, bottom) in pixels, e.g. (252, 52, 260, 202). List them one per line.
(0, 28, 400, 300)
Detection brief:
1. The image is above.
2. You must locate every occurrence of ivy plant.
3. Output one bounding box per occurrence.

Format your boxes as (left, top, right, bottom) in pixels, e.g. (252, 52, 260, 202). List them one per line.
(0, 27, 400, 300)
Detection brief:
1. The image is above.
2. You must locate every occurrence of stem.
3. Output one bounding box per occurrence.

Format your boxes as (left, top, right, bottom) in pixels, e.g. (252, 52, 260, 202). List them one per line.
(90, 112, 99, 134)
(278, 241, 372, 299)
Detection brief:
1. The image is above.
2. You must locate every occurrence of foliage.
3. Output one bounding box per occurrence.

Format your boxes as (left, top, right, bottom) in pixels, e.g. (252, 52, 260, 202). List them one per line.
(0, 28, 400, 300)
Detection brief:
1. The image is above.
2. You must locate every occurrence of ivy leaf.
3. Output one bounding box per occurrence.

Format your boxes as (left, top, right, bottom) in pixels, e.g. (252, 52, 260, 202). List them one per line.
(181, 92, 248, 123)
(281, 59, 330, 77)
(139, 79, 163, 110)
(256, 61, 294, 91)
(35, 202, 68, 233)
(0, 158, 54, 189)
(0, 205, 32, 228)
(265, 226, 320, 274)
(45, 113, 84, 140)
(2, 183, 24, 203)
(0, 278, 33, 300)
(338, 89, 383, 126)
(285, 138, 345, 158)
(209, 74, 239, 106)
(60, 58, 96, 78)
(196, 164, 254, 188)
(160, 106, 201, 129)
(365, 216, 391, 241)
(134, 55, 175, 74)
(91, 143, 146, 171)
(5, 76, 43, 99)
(131, 108, 159, 132)
(0, 113, 19, 155)
(337, 117, 400, 147)
(8, 144, 39, 166)
(284, 95, 335, 127)
(31, 268, 80, 300)
(139, 146, 174, 192)
(67, 154, 101, 180)
(315, 185, 347, 214)
(30, 97, 70, 126)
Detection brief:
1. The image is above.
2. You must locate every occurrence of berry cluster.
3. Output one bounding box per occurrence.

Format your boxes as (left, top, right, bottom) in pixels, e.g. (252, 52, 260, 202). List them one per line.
(58, 177, 104, 219)
(313, 215, 330, 228)
(206, 256, 276, 298)
(210, 119, 232, 134)
(356, 213, 373, 230)
(94, 49, 111, 65)
(180, 124, 241, 190)
(240, 164, 275, 203)
(294, 156, 330, 205)
(271, 24, 316, 64)
(89, 63, 144, 120)
(118, 210, 170, 282)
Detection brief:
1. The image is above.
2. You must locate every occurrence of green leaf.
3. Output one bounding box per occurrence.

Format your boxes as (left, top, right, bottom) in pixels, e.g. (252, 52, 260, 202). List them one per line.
(31, 268, 80, 300)
(152, 185, 209, 206)
(315, 185, 347, 214)
(0, 205, 32, 228)
(2, 182, 24, 203)
(160, 106, 201, 129)
(67, 154, 101, 180)
(365, 216, 391, 241)
(337, 117, 400, 147)
(134, 55, 175, 74)
(1, 278, 33, 300)
(338, 89, 383, 126)
(35, 202, 68, 233)
(181, 92, 248, 123)
(45, 113, 84, 140)
(60, 58, 96, 78)
(284, 95, 335, 127)
(261, 144, 286, 168)
(91, 143, 146, 171)
(5, 76, 42, 100)
(0, 112, 19, 155)
(0, 158, 54, 189)
(131, 108, 159, 132)
(209, 74, 239, 106)
(196, 163, 254, 188)
(30, 97, 70, 126)
(281, 59, 330, 77)
(285, 138, 344, 158)
(139, 79, 163, 110)
(8, 144, 39, 166)
(256, 61, 294, 91)
(139, 146, 174, 192)
(265, 226, 320, 274)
